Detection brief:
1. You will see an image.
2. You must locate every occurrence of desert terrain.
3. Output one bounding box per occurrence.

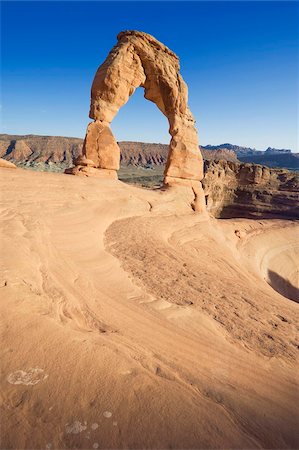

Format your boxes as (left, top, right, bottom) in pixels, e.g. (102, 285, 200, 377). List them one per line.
(1, 26, 298, 450)
(1, 166, 298, 449)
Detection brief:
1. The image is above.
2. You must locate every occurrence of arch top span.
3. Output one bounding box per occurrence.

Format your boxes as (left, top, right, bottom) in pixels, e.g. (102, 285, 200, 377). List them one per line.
(68, 30, 205, 211)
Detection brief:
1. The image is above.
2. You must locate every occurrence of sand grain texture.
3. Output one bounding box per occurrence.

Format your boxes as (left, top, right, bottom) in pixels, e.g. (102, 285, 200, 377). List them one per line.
(0, 168, 298, 449)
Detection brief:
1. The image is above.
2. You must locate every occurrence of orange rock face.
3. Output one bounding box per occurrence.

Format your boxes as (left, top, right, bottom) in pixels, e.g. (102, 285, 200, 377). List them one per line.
(82, 121, 120, 170)
(0, 158, 17, 169)
(71, 30, 203, 190)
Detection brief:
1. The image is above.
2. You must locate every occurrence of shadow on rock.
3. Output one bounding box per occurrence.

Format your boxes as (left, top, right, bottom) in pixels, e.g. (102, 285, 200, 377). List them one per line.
(268, 270, 299, 303)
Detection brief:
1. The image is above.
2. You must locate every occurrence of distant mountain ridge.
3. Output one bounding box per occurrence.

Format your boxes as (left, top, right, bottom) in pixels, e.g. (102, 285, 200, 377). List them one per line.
(204, 143, 293, 155)
(204, 143, 298, 170)
(0, 134, 297, 170)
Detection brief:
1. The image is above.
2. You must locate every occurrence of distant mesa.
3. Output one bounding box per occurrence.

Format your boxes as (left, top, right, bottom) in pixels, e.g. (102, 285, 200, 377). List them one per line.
(0, 134, 299, 171)
(265, 147, 291, 154)
(0, 134, 240, 167)
(1, 134, 297, 171)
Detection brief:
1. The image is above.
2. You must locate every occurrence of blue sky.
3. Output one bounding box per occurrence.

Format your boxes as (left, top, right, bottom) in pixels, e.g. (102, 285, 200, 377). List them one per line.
(1, 1, 298, 150)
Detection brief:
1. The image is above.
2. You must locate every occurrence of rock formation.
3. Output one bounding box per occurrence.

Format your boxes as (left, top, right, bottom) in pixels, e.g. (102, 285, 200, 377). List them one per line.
(67, 30, 205, 210)
(0, 158, 17, 169)
(0, 135, 83, 167)
(203, 160, 299, 219)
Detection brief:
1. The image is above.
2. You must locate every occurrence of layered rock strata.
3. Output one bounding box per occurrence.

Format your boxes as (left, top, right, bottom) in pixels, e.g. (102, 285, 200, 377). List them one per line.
(0, 134, 238, 167)
(203, 160, 299, 219)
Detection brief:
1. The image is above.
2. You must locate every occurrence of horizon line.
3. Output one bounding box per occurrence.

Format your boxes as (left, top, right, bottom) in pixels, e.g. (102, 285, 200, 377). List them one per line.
(0, 131, 295, 152)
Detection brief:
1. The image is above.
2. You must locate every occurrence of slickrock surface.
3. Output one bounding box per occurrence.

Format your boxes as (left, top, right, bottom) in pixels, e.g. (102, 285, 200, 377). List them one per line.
(0, 158, 17, 169)
(203, 160, 299, 219)
(1, 168, 298, 449)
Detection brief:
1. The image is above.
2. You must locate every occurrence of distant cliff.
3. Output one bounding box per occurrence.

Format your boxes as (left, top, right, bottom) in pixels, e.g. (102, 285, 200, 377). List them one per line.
(204, 143, 292, 155)
(0, 134, 238, 168)
(0, 134, 82, 167)
(0, 134, 297, 170)
(238, 152, 299, 170)
(118, 141, 238, 165)
(204, 143, 298, 170)
(202, 160, 299, 219)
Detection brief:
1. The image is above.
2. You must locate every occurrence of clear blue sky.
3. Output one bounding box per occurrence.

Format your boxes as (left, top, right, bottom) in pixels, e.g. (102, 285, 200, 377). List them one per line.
(1, 1, 298, 150)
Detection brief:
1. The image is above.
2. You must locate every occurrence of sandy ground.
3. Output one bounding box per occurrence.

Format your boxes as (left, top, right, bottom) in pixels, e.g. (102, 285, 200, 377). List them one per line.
(0, 168, 298, 450)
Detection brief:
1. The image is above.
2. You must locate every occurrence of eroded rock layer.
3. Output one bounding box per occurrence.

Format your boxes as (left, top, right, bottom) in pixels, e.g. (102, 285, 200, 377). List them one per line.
(0, 134, 238, 168)
(203, 160, 299, 219)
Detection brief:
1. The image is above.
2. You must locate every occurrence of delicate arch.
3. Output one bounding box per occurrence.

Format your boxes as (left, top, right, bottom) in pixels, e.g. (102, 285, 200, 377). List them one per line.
(78, 30, 203, 184)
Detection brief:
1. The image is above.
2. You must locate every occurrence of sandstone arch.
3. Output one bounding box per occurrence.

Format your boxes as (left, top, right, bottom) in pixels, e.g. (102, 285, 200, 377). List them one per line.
(70, 31, 204, 207)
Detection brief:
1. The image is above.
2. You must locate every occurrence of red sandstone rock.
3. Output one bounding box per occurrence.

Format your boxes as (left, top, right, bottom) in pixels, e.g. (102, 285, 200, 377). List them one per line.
(75, 30, 203, 187)
(0, 158, 17, 169)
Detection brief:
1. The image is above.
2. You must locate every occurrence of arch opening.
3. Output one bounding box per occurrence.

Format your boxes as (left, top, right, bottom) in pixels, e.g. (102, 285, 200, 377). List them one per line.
(111, 86, 168, 188)
(111, 86, 169, 146)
